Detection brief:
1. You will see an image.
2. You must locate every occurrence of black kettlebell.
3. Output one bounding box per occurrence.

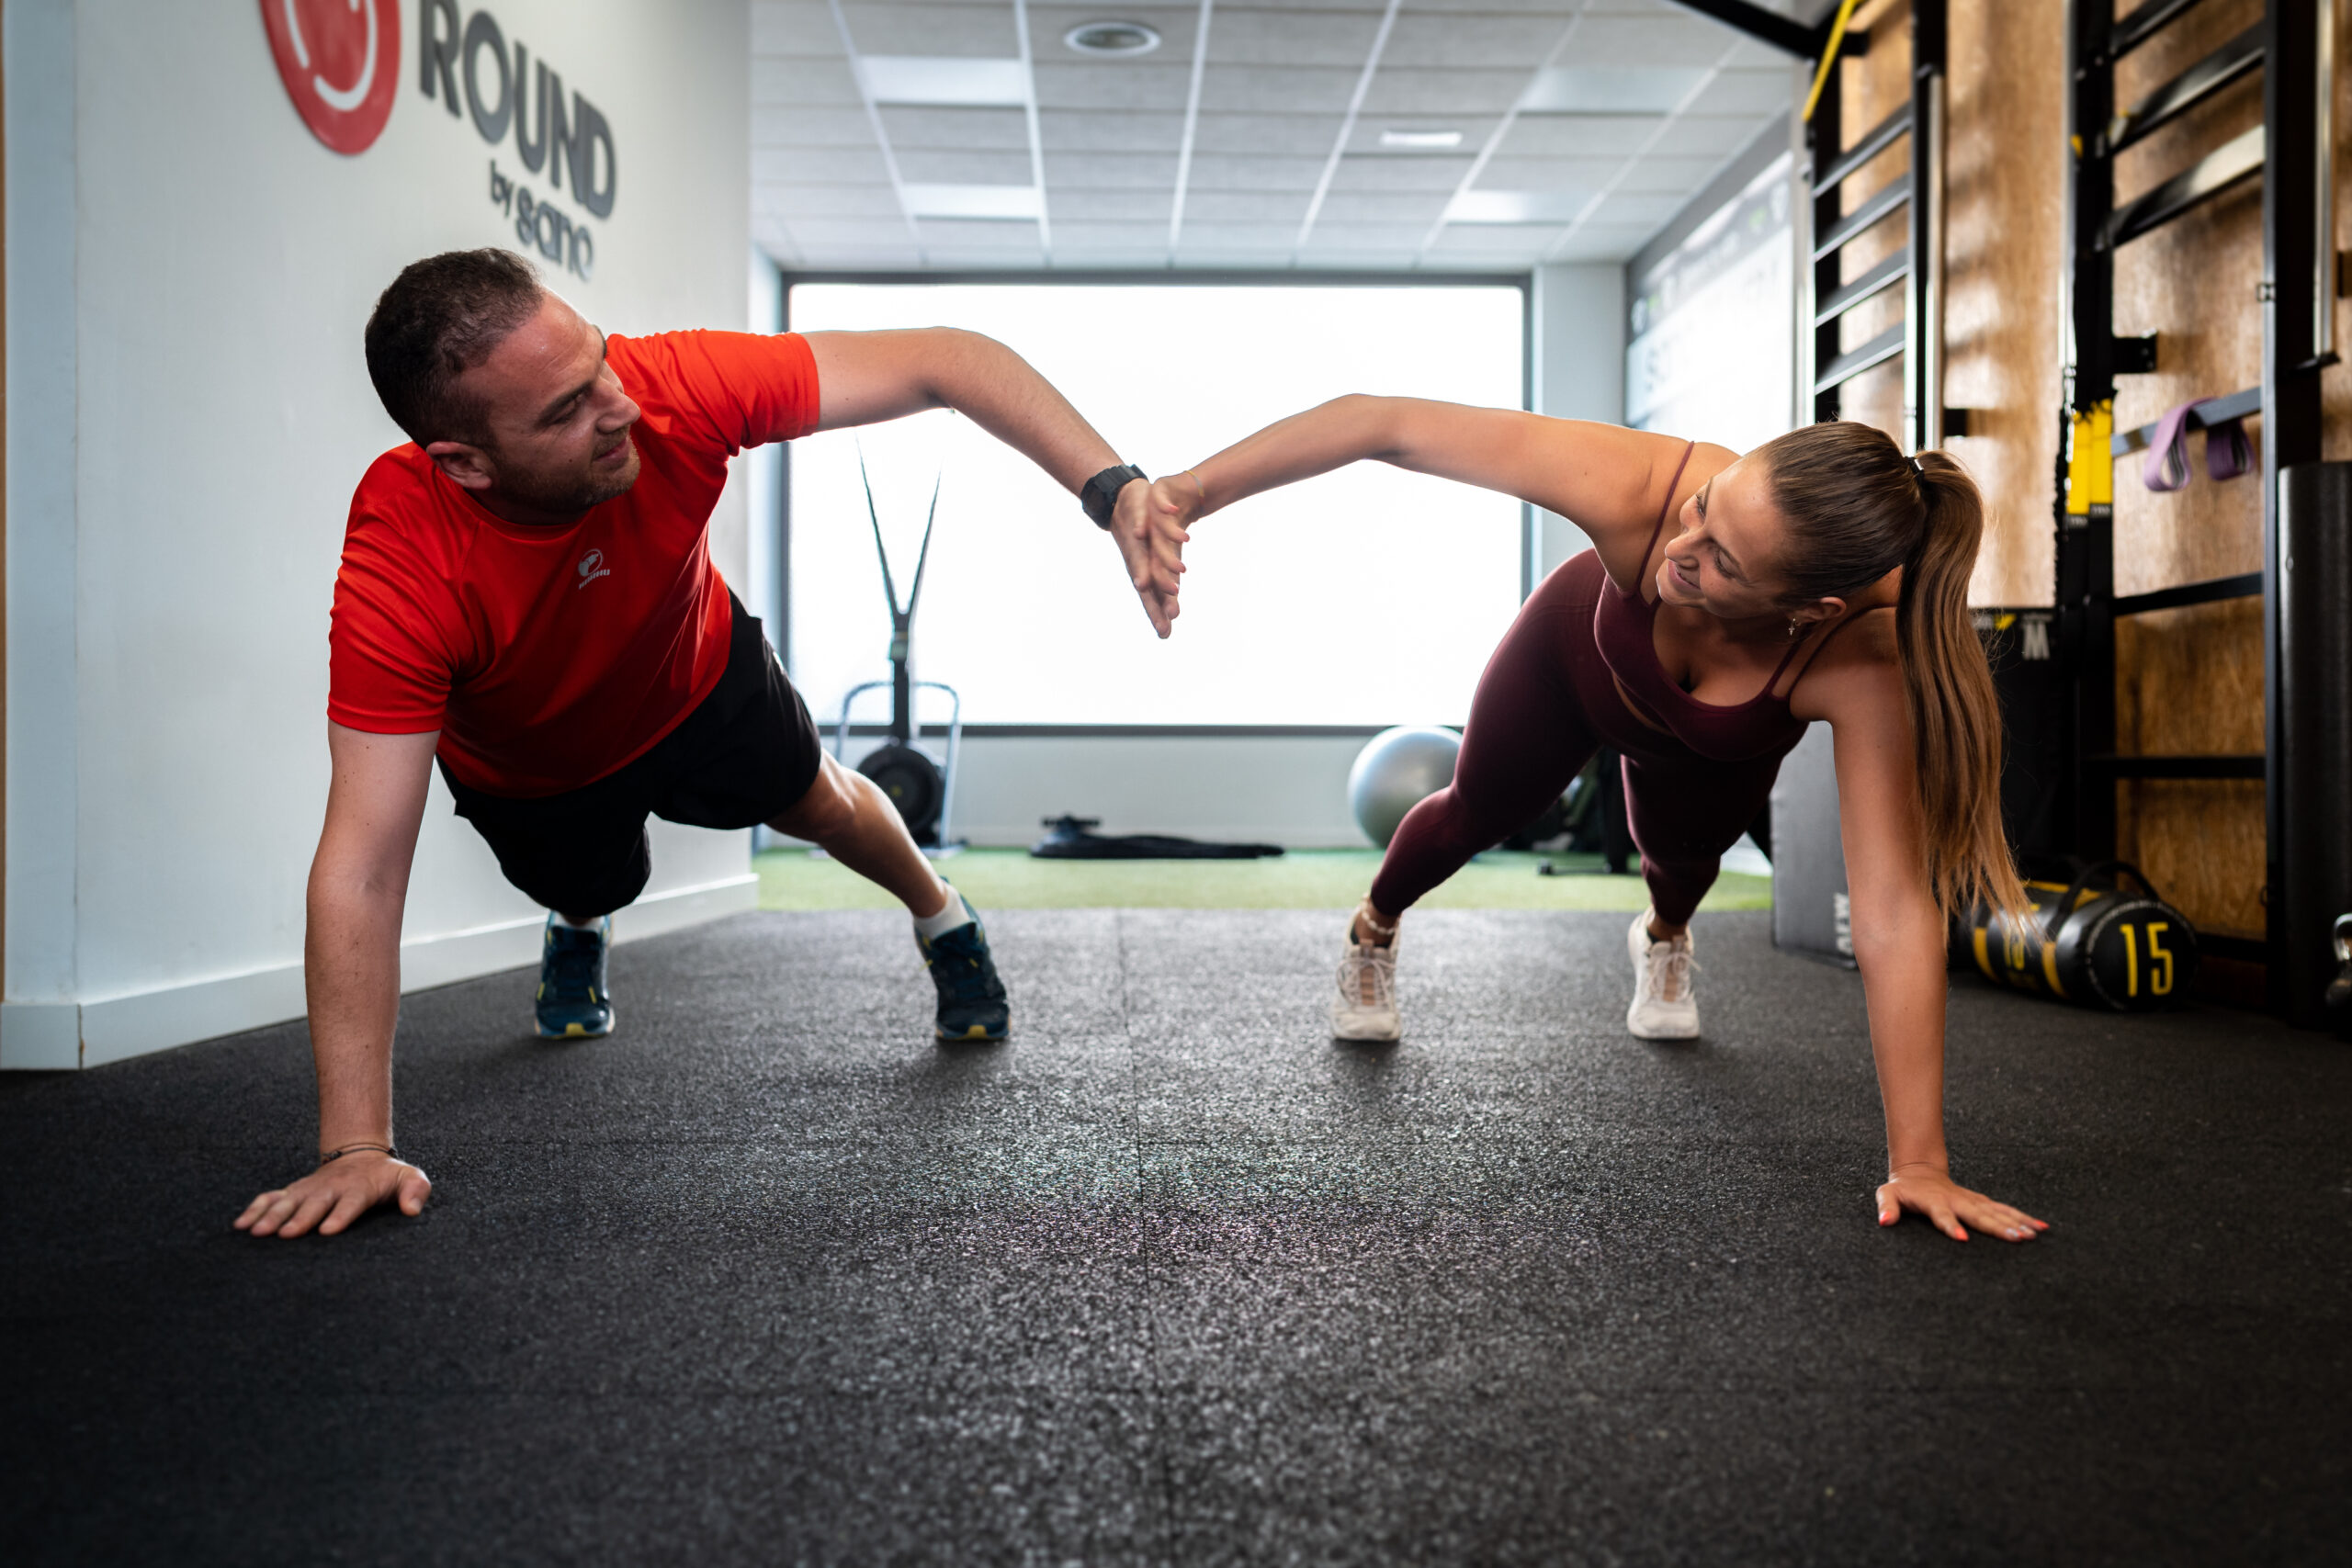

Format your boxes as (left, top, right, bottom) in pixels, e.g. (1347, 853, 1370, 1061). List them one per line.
(2326, 915, 2352, 1041)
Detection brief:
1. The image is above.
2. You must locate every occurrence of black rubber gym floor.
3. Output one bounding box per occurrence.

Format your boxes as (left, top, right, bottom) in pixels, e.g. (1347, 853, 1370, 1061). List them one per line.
(3, 908, 2347, 1565)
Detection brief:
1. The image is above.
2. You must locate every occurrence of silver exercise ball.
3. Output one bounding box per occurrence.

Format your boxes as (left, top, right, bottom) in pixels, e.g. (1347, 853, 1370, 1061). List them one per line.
(1348, 726, 1462, 849)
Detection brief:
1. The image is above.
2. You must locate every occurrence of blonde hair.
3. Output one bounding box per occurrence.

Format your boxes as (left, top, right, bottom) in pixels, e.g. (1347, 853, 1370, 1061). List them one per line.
(1751, 422, 2028, 921)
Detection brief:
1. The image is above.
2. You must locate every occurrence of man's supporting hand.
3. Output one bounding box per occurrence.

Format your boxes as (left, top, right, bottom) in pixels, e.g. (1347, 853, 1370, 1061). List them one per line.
(238, 1150, 431, 1238)
(1113, 476, 1185, 637)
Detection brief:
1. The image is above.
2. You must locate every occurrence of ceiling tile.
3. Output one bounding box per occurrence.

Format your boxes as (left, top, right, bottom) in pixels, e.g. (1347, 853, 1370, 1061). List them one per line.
(1170, 247, 1294, 269)
(1446, 188, 1591, 222)
(1498, 114, 1662, 158)
(1300, 222, 1429, 249)
(1566, 13, 1742, 66)
(1205, 9, 1388, 66)
(1044, 150, 1182, 186)
(1173, 222, 1302, 249)
(1199, 66, 1363, 116)
(1045, 188, 1175, 221)
(1049, 220, 1173, 249)
(1361, 68, 1532, 118)
(754, 107, 883, 148)
(837, 3, 1021, 57)
(1587, 189, 1683, 225)
(1295, 246, 1422, 269)
(752, 56, 863, 107)
(1427, 223, 1566, 253)
(1614, 153, 1726, 193)
(926, 245, 1049, 266)
(1317, 190, 1450, 226)
(1329, 153, 1476, 192)
(1035, 62, 1194, 111)
(896, 148, 1038, 184)
(1040, 111, 1187, 153)
(1399, 0, 1598, 15)
(1049, 251, 1173, 269)
(758, 183, 907, 219)
(1345, 116, 1501, 155)
(1649, 113, 1774, 159)
(756, 146, 893, 184)
(1381, 12, 1568, 67)
(879, 106, 1032, 150)
(1692, 68, 1796, 116)
(917, 217, 1047, 247)
(752, 2, 840, 56)
(1185, 188, 1314, 224)
(1476, 154, 1626, 190)
(1184, 153, 1329, 190)
(785, 217, 924, 247)
(1192, 115, 1348, 157)
(1544, 220, 1659, 261)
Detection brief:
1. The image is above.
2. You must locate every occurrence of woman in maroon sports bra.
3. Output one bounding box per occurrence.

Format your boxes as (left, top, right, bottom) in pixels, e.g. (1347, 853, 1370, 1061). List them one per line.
(1147, 401, 2046, 1244)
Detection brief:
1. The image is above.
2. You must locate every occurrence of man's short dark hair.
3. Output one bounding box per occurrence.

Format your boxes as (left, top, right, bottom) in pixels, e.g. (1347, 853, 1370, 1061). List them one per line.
(364, 249, 546, 446)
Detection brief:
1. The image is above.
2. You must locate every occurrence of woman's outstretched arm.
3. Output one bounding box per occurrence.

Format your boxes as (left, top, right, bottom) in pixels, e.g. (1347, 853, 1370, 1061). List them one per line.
(1145, 396, 1728, 571)
(1802, 628, 2049, 1242)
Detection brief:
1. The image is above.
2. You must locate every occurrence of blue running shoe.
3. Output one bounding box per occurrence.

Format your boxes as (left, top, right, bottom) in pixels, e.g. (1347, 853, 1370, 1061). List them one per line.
(918, 897, 1010, 1043)
(537, 915, 615, 1039)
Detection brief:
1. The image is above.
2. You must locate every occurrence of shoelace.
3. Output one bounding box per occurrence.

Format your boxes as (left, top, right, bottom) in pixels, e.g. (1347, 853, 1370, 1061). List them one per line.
(545, 935, 602, 1000)
(1337, 943, 1396, 1009)
(1645, 941, 1699, 1003)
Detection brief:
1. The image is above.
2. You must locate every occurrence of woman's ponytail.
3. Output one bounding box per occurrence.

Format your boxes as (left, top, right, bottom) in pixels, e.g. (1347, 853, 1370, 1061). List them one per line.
(1751, 423, 2028, 923)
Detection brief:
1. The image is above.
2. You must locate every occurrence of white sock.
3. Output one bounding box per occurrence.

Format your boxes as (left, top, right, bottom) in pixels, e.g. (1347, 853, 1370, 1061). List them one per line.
(912, 886, 972, 940)
(552, 911, 604, 931)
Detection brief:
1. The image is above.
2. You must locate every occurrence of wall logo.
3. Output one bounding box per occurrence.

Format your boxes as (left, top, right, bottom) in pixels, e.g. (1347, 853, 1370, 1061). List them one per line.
(261, 0, 401, 155)
(576, 548, 611, 589)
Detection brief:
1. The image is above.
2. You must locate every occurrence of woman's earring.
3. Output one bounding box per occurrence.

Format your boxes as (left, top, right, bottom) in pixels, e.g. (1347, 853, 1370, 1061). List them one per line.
(1787, 618, 1801, 639)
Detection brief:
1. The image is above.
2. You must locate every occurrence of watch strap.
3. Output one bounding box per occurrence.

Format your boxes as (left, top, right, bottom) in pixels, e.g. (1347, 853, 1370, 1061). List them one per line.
(1080, 464, 1147, 529)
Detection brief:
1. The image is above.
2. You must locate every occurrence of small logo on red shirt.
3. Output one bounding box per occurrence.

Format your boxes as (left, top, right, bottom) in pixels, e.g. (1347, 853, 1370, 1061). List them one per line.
(576, 548, 611, 589)
(260, 0, 401, 156)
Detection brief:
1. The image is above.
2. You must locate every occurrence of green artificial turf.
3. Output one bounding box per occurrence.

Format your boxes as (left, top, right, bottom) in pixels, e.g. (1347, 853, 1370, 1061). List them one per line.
(755, 845, 1772, 912)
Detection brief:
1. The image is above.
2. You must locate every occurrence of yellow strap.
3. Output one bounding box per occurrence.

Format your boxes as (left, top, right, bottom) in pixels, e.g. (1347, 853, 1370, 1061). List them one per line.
(1802, 0, 1863, 124)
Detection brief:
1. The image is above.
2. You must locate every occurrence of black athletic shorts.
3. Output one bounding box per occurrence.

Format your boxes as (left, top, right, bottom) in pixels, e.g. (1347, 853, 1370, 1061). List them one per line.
(441, 592, 824, 919)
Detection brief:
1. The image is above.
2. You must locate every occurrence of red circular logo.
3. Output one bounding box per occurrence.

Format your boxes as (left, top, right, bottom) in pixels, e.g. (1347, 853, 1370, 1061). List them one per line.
(260, 0, 400, 155)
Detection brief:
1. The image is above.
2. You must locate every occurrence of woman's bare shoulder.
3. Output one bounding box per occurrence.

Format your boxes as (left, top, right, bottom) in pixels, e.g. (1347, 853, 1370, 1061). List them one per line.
(1787, 606, 1901, 725)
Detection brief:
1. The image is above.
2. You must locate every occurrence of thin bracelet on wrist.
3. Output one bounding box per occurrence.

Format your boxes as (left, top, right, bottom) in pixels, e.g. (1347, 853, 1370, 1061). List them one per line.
(319, 1143, 400, 1166)
(1183, 468, 1207, 502)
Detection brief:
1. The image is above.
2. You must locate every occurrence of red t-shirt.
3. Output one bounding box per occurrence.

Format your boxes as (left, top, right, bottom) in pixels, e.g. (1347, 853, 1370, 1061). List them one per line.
(329, 331, 820, 797)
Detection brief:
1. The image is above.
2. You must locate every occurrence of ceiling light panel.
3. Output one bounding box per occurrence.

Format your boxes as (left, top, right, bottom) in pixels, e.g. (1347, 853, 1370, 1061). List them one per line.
(899, 183, 1046, 219)
(858, 56, 1031, 107)
(1377, 129, 1463, 150)
(1365, 69, 1532, 118)
(1444, 189, 1591, 225)
(1331, 155, 1476, 193)
(877, 106, 1034, 149)
(1032, 62, 1193, 111)
(1519, 67, 1713, 117)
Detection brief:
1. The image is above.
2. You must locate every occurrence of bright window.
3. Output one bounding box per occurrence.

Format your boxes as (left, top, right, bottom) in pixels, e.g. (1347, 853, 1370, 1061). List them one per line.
(784, 281, 1526, 728)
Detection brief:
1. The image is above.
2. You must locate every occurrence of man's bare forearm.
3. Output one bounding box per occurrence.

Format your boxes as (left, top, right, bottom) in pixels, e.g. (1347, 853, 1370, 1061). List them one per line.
(303, 874, 407, 1151)
(916, 330, 1125, 494)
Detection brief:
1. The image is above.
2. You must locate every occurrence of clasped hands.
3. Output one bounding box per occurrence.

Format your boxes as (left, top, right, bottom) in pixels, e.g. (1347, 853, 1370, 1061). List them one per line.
(1108, 472, 1210, 638)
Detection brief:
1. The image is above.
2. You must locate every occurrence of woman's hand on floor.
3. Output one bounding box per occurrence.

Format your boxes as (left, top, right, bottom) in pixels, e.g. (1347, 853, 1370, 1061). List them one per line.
(1875, 1168, 2048, 1242)
(235, 1152, 431, 1238)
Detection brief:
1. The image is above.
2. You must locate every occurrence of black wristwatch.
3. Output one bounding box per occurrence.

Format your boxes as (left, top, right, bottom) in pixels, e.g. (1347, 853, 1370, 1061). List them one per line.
(1080, 464, 1148, 529)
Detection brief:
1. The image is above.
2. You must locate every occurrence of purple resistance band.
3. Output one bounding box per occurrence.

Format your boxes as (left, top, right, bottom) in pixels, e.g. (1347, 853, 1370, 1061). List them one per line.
(2143, 399, 2254, 492)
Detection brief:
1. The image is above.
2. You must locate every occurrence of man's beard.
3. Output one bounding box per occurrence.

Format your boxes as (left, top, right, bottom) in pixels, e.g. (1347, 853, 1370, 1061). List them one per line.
(498, 439, 642, 515)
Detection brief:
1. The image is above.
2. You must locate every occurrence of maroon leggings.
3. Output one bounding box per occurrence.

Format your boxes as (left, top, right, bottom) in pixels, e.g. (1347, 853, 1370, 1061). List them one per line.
(1370, 552, 1794, 928)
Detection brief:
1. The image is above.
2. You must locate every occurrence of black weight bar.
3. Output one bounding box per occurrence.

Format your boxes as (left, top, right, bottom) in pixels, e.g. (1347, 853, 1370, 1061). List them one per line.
(2101, 125, 2265, 249)
(2111, 571, 2265, 617)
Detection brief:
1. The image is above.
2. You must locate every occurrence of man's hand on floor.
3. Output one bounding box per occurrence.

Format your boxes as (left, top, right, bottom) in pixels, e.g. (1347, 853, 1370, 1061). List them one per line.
(236, 1151, 431, 1238)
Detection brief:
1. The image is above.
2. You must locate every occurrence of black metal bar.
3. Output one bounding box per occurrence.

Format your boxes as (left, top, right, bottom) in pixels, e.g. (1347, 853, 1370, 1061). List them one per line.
(2083, 754, 2267, 778)
(1813, 171, 1911, 259)
(1813, 323, 1905, 395)
(1813, 247, 1908, 326)
(1909, 0, 1946, 451)
(1658, 0, 1816, 58)
(2101, 126, 2266, 249)
(1814, 103, 1912, 196)
(2108, 25, 2263, 153)
(2109, 385, 2263, 454)
(2064, 0, 2120, 861)
(1809, 62, 1845, 423)
(2265, 0, 2327, 1010)
(2111, 572, 2266, 616)
(2109, 0, 2216, 62)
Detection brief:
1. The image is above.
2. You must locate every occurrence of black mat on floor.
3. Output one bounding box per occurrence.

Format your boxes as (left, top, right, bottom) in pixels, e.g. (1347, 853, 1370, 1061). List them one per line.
(3, 908, 2347, 1565)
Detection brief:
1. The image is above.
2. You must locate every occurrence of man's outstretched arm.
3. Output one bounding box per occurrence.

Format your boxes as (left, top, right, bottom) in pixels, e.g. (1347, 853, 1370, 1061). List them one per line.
(237, 724, 439, 1238)
(803, 328, 1182, 637)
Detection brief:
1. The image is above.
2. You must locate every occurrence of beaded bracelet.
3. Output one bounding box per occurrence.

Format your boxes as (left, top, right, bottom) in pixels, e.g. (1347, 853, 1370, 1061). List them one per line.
(318, 1143, 399, 1166)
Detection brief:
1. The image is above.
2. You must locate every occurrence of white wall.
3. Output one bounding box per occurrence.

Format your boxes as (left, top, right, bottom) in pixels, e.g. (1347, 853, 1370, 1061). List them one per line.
(1531, 263, 1627, 579)
(4, 0, 754, 1067)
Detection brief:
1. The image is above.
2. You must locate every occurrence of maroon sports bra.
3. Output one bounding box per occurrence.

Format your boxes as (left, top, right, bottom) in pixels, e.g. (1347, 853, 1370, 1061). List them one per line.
(1590, 441, 1826, 763)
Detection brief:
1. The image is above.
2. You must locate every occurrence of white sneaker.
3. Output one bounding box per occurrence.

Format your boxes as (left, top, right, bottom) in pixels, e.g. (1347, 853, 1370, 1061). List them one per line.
(1331, 928, 1401, 1042)
(1626, 909, 1700, 1040)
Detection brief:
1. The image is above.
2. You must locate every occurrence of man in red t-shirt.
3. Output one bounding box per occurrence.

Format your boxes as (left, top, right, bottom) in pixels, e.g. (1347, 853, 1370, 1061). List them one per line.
(239, 249, 1182, 1239)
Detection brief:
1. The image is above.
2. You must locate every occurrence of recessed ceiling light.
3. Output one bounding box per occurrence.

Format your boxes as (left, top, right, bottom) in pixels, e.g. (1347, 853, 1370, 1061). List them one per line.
(1064, 20, 1161, 57)
(1380, 130, 1464, 149)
